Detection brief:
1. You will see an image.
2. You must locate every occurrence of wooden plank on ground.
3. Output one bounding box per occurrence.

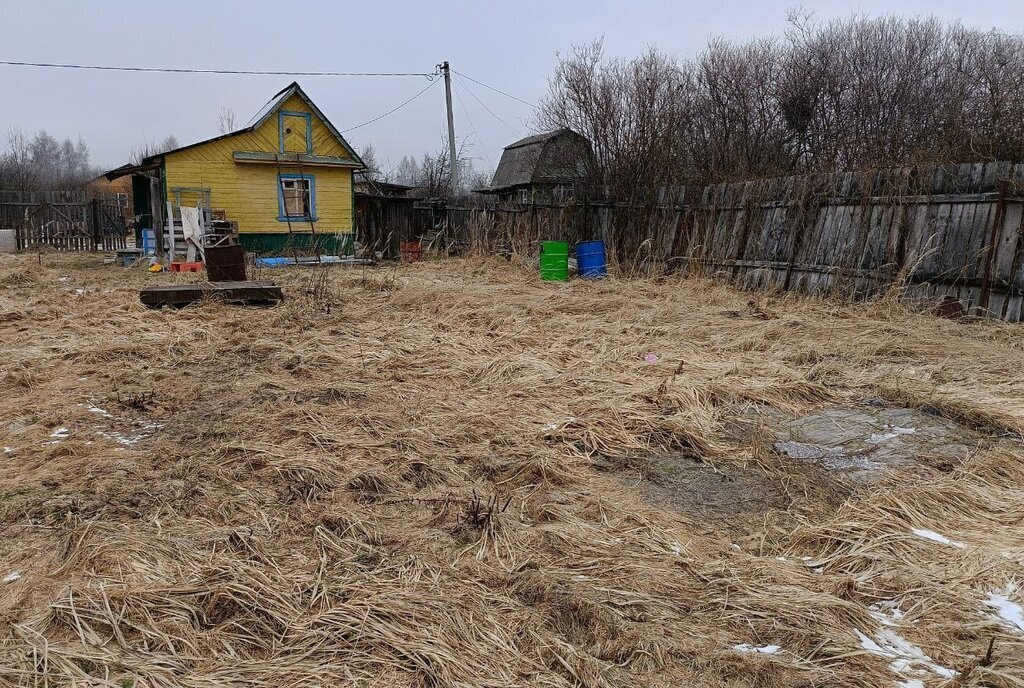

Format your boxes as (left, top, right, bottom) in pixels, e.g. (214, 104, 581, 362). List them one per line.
(140, 281, 284, 308)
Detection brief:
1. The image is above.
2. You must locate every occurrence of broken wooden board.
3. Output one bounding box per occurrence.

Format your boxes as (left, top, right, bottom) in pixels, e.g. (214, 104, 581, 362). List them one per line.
(140, 281, 284, 308)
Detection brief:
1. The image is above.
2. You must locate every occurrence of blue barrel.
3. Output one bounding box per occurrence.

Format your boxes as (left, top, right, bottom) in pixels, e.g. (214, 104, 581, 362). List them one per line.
(576, 240, 607, 278)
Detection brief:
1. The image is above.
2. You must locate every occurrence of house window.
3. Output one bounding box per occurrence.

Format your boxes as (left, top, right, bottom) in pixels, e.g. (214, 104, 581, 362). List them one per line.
(278, 174, 317, 221)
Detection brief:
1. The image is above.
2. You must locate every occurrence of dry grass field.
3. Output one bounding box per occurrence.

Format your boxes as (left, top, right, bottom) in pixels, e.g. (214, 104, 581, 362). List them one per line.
(2, 252, 1024, 687)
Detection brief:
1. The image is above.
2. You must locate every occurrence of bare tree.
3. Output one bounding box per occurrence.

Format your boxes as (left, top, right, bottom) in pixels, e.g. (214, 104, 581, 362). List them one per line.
(538, 14, 1024, 197)
(393, 155, 420, 187)
(218, 107, 237, 134)
(128, 135, 180, 165)
(392, 138, 478, 199)
(358, 144, 381, 180)
(0, 128, 38, 192)
(0, 128, 97, 191)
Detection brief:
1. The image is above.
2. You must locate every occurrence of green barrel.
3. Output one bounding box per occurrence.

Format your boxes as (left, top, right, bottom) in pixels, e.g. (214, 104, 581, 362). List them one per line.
(539, 241, 569, 281)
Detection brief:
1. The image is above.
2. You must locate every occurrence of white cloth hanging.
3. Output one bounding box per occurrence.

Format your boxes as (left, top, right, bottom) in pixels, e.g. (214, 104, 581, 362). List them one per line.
(179, 206, 204, 262)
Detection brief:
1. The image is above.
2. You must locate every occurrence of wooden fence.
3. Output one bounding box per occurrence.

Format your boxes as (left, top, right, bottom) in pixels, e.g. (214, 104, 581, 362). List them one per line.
(449, 162, 1024, 321)
(0, 190, 130, 251)
(355, 194, 435, 258)
(671, 162, 1024, 320)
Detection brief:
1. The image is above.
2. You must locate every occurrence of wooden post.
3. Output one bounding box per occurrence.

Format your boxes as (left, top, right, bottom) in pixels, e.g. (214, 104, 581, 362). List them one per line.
(979, 179, 1009, 313)
(89, 198, 102, 250)
(166, 201, 176, 262)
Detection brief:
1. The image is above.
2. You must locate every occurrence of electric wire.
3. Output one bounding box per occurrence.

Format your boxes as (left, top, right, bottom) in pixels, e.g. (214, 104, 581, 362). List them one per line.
(451, 79, 494, 171)
(455, 75, 520, 136)
(0, 59, 436, 78)
(341, 79, 440, 133)
(451, 69, 538, 110)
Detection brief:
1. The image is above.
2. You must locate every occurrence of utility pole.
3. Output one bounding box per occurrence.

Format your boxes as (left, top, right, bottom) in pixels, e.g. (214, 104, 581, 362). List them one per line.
(441, 61, 458, 198)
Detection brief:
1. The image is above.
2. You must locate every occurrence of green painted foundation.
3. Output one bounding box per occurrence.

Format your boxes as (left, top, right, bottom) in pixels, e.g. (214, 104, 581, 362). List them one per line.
(239, 232, 354, 256)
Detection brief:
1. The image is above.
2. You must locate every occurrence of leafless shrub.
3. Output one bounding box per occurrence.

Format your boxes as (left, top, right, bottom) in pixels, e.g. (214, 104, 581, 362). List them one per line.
(539, 14, 1024, 194)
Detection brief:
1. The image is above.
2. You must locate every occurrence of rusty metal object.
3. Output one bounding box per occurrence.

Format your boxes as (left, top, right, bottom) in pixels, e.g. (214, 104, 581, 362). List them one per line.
(204, 244, 247, 282)
(934, 295, 966, 320)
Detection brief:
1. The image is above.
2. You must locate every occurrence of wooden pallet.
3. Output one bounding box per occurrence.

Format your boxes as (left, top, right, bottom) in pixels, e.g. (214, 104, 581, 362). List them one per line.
(139, 281, 284, 308)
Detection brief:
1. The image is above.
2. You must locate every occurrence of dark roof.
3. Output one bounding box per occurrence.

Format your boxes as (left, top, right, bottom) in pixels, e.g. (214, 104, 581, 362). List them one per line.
(481, 129, 593, 192)
(105, 82, 363, 180)
(504, 131, 565, 149)
(354, 177, 413, 197)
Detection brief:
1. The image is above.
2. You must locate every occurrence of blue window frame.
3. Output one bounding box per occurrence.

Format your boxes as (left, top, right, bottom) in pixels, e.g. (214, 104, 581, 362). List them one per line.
(278, 110, 313, 154)
(277, 173, 317, 221)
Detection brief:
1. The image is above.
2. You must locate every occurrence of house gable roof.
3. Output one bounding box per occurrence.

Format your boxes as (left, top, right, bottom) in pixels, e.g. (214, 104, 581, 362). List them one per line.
(105, 82, 363, 179)
(483, 128, 592, 192)
(244, 82, 362, 164)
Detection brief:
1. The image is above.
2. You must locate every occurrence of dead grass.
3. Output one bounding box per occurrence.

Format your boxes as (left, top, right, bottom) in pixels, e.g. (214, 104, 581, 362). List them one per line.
(1, 252, 1023, 687)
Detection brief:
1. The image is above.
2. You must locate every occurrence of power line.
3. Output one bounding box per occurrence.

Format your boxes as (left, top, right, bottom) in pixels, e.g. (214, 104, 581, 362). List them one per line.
(0, 59, 436, 78)
(341, 79, 441, 133)
(451, 79, 494, 171)
(455, 75, 520, 136)
(451, 69, 538, 110)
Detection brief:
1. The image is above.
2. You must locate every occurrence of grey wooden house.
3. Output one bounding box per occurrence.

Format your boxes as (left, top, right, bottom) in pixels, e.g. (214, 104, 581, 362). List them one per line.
(477, 129, 594, 203)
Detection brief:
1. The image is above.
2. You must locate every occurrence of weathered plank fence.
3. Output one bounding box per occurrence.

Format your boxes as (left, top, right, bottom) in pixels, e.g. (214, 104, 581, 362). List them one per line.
(0, 190, 129, 251)
(460, 162, 1024, 321)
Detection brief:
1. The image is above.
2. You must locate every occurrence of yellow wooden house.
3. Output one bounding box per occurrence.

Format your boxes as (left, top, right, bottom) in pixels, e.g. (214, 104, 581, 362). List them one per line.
(106, 82, 363, 254)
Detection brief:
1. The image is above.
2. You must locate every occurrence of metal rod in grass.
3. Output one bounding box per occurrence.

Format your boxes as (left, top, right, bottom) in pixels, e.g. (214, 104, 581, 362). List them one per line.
(629, 238, 653, 278)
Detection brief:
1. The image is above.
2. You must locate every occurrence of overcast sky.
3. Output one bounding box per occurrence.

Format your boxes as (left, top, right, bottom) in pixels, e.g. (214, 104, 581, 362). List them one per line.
(1, 0, 1021, 176)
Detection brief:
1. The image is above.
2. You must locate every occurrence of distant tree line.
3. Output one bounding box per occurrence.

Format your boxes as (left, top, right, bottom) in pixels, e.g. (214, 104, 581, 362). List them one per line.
(360, 142, 492, 200)
(0, 128, 98, 192)
(538, 12, 1024, 200)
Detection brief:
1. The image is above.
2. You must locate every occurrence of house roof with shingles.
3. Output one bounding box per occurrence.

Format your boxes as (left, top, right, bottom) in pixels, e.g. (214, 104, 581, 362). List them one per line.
(481, 129, 593, 192)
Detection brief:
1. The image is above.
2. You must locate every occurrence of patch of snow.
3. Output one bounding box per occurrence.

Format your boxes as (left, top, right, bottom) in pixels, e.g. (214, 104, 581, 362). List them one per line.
(734, 643, 781, 654)
(911, 528, 965, 548)
(50, 427, 69, 438)
(96, 430, 142, 446)
(731, 543, 741, 551)
(94, 417, 163, 447)
(3, 446, 12, 454)
(86, 405, 112, 417)
(670, 542, 683, 556)
(867, 426, 916, 445)
(855, 626, 956, 681)
(74, 288, 85, 295)
(985, 586, 1024, 633)
(3, 571, 21, 583)
(869, 600, 906, 626)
